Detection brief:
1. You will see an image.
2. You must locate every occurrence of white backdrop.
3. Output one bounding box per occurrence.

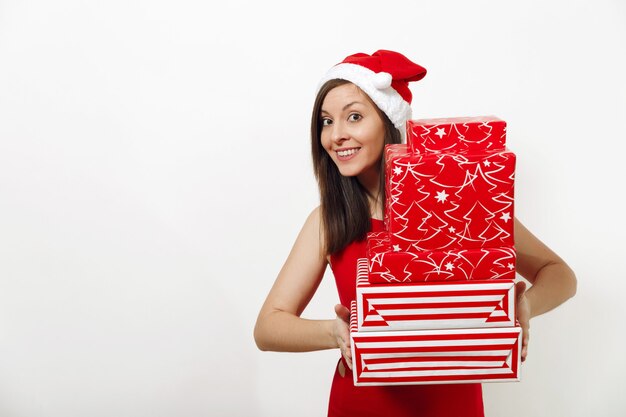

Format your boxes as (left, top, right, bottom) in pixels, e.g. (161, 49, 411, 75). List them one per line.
(1, 1, 625, 416)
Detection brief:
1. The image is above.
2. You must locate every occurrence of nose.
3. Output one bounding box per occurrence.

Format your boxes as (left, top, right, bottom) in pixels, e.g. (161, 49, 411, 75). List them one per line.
(330, 121, 349, 144)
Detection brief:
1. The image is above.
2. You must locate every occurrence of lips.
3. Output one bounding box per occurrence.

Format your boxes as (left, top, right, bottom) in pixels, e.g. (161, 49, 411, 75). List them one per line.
(336, 147, 361, 161)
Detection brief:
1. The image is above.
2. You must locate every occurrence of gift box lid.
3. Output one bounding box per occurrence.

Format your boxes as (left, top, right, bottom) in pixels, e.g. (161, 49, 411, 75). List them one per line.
(407, 116, 507, 154)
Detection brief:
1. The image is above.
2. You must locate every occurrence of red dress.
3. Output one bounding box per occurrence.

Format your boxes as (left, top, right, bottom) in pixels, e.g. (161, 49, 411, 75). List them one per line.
(327, 219, 484, 417)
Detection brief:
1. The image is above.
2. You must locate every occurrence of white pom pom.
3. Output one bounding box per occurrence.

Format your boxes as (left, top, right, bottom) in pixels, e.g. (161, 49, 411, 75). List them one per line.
(372, 72, 392, 89)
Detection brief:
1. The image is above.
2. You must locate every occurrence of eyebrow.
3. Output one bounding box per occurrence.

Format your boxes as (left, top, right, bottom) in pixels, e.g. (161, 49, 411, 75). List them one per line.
(320, 101, 364, 115)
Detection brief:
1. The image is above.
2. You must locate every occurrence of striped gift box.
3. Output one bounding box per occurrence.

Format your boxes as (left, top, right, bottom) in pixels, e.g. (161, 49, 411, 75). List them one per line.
(350, 301, 521, 386)
(356, 258, 516, 331)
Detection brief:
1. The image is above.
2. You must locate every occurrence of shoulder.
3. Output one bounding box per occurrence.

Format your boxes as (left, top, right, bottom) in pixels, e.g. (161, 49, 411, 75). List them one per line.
(307, 205, 321, 223)
(302, 206, 323, 244)
(278, 206, 327, 281)
(291, 206, 323, 246)
(298, 206, 327, 262)
(301, 205, 322, 232)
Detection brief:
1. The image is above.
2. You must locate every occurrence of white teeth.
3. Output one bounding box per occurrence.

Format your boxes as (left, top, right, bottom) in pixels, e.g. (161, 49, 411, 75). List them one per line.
(337, 148, 359, 157)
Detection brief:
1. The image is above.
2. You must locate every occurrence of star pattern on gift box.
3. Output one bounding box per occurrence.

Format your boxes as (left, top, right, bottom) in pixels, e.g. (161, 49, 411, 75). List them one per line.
(407, 117, 507, 154)
(435, 190, 449, 203)
(386, 149, 515, 253)
(369, 116, 517, 283)
(367, 245, 517, 283)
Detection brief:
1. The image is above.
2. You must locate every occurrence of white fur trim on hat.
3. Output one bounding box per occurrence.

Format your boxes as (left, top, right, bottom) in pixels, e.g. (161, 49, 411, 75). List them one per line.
(317, 62, 412, 140)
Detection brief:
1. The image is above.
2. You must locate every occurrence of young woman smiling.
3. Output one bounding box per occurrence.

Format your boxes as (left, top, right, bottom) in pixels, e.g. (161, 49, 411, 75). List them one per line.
(254, 50, 576, 417)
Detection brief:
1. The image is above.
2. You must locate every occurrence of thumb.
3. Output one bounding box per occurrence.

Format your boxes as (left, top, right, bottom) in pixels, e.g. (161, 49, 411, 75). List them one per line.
(334, 304, 350, 323)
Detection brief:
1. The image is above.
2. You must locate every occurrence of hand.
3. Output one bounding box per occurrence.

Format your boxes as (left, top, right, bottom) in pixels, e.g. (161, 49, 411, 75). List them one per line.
(515, 281, 531, 362)
(332, 304, 352, 370)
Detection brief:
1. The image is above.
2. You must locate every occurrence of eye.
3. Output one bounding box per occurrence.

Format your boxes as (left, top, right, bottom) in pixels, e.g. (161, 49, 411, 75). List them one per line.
(348, 113, 362, 122)
(321, 118, 333, 127)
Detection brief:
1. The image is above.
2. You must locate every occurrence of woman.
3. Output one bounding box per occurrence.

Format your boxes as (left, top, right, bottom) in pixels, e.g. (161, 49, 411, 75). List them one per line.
(254, 50, 576, 417)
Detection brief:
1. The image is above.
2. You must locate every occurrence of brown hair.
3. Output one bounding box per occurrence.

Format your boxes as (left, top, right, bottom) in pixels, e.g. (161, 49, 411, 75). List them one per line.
(311, 79, 401, 255)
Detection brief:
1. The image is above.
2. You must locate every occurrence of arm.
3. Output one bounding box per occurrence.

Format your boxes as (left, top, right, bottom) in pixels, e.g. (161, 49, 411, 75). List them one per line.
(254, 207, 347, 354)
(514, 217, 577, 360)
(515, 217, 577, 317)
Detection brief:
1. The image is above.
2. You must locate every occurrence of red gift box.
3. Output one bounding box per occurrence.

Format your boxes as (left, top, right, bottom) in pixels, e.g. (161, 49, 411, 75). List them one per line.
(350, 115, 521, 386)
(384, 147, 516, 253)
(407, 116, 507, 154)
(355, 258, 516, 331)
(350, 301, 521, 386)
(367, 233, 516, 283)
(383, 144, 410, 232)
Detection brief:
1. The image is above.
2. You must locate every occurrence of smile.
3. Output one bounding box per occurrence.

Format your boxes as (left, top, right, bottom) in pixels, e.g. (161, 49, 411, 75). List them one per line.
(336, 147, 361, 160)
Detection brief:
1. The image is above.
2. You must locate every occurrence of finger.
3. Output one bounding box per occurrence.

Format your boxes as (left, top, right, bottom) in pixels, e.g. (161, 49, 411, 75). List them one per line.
(334, 304, 350, 322)
(334, 304, 353, 369)
(515, 281, 529, 362)
(518, 316, 529, 362)
(515, 280, 527, 300)
(343, 346, 352, 361)
(521, 326, 529, 362)
(518, 309, 528, 354)
(338, 335, 351, 354)
(337, 336, 351, 355)
(336, 330, 353, 369)
(338, 342, 352, 369)
(344, 346, 353, 370)
(337, 339, 346, 352)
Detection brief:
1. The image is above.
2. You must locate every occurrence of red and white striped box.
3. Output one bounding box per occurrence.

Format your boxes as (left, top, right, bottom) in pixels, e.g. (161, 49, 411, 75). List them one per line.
(366, 233, 516, 283)
(350, 301, 521, 386)
(355, 258, 516, 331)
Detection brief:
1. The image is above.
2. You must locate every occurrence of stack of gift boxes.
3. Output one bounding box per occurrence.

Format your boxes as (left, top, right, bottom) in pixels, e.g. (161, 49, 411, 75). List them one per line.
(349, 116, 522, 386)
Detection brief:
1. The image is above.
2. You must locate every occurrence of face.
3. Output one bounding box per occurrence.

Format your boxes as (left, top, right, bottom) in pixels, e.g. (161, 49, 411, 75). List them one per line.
(320, 83, 386, 187)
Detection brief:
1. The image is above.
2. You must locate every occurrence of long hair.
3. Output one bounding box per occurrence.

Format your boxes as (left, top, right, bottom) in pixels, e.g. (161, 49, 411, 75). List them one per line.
(311, 79, 401, 255)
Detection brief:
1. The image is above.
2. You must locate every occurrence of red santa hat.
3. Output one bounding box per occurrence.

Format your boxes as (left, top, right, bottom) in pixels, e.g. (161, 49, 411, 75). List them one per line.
(317, 50, 427, 138)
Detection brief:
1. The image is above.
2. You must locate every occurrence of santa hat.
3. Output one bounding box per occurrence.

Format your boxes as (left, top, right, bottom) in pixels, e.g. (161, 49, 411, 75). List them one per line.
(317, 50, 427, 138)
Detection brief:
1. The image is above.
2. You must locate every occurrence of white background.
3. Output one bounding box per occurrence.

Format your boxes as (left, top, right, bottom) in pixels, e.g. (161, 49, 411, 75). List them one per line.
(0, 1, 625, 416)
